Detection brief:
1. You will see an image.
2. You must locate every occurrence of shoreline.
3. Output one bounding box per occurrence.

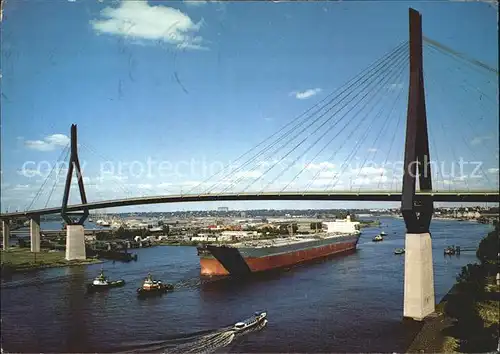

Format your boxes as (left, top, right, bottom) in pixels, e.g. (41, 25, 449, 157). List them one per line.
(406, 286, 460, 353)
(1, 248, 102, 276)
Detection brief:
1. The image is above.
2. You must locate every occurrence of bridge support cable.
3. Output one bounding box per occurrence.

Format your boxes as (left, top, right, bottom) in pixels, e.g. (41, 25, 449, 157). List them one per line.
(424, 56, 497, 191)
(424, 53, 497, 192)
(235, 48, 408, 194)
(377, 110, 404, 190)
(45, 146, 71, 208)
(192, 40, 408, 194)
(352, 72, 408, 192)
(79, 142, 133, 198)
(427, 119, 445, 192)
(296, 55, 408, 192)
(197, 41, 409, 195)
(260, 50, 410, 192)
(326, 61, 408, 192)
(425, 44, 498, 116)
(423, 36, 499, 77)
(25, 143, 70, 211)
(206, 42, 408, 194)
(218, 44, 409, 195)
(424, 45, 498, 156)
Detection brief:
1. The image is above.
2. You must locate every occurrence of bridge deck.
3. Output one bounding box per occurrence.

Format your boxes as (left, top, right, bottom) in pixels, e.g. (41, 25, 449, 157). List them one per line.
(1, 191, 498, 219)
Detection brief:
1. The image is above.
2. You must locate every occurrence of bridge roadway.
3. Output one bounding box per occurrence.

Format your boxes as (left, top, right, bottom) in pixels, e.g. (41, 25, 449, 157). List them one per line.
(1, 190, 498, 219)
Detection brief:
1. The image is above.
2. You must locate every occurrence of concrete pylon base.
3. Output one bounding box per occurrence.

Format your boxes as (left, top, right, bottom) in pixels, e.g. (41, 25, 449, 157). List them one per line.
(65, 225, 86, 260)
(2, 220, 10, 250)
(404, 232, 435, 321)
(30, 217, 41, 253)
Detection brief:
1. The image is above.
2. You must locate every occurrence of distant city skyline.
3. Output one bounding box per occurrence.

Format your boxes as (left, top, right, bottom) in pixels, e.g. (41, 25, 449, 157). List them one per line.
(1, 0, 498, 212)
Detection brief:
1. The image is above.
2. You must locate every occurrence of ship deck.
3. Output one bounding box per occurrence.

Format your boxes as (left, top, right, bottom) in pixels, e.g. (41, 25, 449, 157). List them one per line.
(230, 232, 358, 249)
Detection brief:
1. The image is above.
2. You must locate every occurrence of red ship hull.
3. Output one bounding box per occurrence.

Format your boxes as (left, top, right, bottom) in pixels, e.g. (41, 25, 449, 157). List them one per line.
(200, 239, 358, 276)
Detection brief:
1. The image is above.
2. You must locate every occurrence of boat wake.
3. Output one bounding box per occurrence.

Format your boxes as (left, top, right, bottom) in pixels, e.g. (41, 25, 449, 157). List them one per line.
(119, 318, 267, 353)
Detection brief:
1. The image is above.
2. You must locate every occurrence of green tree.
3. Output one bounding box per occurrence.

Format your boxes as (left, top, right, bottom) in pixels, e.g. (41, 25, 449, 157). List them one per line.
(476, 226, 499, 269)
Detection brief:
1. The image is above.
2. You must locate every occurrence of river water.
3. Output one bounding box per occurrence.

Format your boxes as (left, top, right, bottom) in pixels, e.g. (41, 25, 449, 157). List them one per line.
(1, 218, 492, 353)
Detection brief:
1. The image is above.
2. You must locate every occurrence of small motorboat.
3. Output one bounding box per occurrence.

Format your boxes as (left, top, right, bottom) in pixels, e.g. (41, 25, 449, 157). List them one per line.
(444, 246, 460, 255)
(372, 234, 384, 242)
(444, 247, 455, 255)
(380, 231, 387, 236)
(137, 273, 174, 297)
(232, 311, 267, 333)
(87, 270, 125, 292)
(394, 248, 405, 255)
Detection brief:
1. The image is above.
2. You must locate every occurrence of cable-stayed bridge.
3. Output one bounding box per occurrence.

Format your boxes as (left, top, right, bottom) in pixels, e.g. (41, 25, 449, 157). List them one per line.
(0, 191, 498, 219)
(2, 34, 498, 216)
(1, 8, 498, 321)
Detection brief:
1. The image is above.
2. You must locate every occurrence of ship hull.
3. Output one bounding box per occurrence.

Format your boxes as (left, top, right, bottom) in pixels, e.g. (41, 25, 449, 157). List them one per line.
(200, 235, 359, 276)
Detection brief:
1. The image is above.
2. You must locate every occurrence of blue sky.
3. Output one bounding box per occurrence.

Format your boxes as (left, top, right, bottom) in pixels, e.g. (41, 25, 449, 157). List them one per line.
(1, 0, 498, 212)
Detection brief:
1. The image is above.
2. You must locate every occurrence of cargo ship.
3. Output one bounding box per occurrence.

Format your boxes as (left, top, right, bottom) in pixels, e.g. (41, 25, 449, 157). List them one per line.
(197, 216, 361, 276)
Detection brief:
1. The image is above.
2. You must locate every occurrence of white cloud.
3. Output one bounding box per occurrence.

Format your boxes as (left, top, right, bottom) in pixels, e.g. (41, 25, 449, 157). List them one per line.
(311, 179, 333, 186)
(13, 184, 31, 190)
(290, 88, 322, 100)
(180, 180, 203, 186)
(488, 168, 499, 174)
(257, 159, 282, 168)
(371, 175, 388, 183)
(137, 184, 152, 189)
(97, 175, 129, 183)
(318, 171, 337, 178)
(350, 166, 386, 176)
(70, 177, 90, 185)
(367, 148, 378, 153)
(91, 0, 205, 50)
(234, 171, 263, 179)
(388, 83, 403, 90)
(17, 168, 41, 177)
(184, 0, 207, 6)
(443, 180, 455, 185)
(352, 177, 372, 186)
(45, 134, 70, 146)
(470, 136, 491, 146)
(24, 134, 70, 152)
(304, 162, 335, 170)
(157, 182, 173, 188)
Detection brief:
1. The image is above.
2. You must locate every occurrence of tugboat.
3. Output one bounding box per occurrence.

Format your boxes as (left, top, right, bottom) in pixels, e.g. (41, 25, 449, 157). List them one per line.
(394, 248, 405, 255)
(232, 311, 268, 333)
(372, 234, 384, 242)
(444, 246, 455, 255)
(87, 270, 125, 292)
(137, 273, 174, 298)
(444, 245, 461, 256)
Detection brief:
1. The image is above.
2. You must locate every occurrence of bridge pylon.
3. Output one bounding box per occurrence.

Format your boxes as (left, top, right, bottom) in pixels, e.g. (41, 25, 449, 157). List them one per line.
(61, 124, 88, 260)
(402, 8, 435, 321)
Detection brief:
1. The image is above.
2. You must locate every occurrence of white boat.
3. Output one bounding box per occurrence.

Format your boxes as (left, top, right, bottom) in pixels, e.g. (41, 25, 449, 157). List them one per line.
(87, 270, 125, 292)
(233, 311, 267, 332)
